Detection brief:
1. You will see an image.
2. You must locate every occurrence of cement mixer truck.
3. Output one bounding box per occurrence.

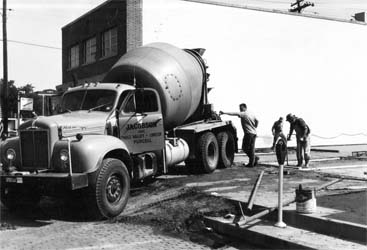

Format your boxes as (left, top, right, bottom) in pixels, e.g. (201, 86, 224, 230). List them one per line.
(0, 43, 237, 218)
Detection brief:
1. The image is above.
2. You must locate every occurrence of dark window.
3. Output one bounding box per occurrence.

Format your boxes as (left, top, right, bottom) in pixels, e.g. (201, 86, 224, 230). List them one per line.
(117, 90, 132, 110)
(84, 37, 96, 64)
(61, 89, 116, 112)
(69, 45, 79, 69)
(123, 94, 135, 113)
(121, 90, 158, 114)
(102, 28, 117, 58)
(136, 90, 158, 113)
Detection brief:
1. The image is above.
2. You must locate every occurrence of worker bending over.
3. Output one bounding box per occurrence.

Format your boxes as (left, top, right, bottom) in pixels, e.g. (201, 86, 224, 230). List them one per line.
(286, 113, 311, 167)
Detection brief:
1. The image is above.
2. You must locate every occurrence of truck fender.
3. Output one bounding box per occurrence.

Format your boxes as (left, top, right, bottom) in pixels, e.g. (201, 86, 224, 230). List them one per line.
(52, 135, 131, 175)
(0, 137, 21, 169)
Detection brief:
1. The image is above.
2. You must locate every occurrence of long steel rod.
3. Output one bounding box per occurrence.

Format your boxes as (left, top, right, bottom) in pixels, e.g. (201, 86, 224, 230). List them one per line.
(247, 170, 264, 210)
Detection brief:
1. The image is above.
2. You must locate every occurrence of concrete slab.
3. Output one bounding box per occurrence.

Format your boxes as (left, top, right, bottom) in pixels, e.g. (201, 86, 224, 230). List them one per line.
(282, 204, 367, 244)
(204, 216, 366, 250)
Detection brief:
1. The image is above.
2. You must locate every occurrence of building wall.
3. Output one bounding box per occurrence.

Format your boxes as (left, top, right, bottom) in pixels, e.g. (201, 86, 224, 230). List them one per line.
(61, 0, 142, 91)
(143, 0, 367, 147)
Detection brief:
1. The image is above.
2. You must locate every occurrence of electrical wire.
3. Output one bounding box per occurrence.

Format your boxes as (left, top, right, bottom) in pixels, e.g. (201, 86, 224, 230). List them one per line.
(244, 0, 290, 4)
(311, 133, 367, 140)
(258, 132, 367, 141)
(0, 39, 61, 50)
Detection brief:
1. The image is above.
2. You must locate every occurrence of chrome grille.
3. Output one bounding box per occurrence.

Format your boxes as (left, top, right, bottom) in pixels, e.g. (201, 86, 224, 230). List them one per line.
(20, 130, 49, 169)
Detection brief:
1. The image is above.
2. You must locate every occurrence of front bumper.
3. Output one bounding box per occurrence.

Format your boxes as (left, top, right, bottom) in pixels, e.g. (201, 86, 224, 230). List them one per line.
(0, 171, 89, 195)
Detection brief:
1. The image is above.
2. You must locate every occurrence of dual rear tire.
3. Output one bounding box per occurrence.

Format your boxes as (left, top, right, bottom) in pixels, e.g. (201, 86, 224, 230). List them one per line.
(194, 131, 235, 173)
(217, 132, 236, 169)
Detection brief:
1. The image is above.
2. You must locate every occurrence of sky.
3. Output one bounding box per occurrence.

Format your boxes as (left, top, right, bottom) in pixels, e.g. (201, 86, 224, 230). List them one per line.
(0, 0, 366, 91)
(1, 0, 366, 147)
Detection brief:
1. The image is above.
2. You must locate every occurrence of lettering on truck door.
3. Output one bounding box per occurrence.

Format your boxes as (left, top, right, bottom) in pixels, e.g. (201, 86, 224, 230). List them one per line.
(118, 89, 164, 154)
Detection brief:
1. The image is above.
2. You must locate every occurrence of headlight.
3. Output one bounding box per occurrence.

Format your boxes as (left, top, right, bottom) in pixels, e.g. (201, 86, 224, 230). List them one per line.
(6, 149, 16, 161)
(60, 149, 69, 162)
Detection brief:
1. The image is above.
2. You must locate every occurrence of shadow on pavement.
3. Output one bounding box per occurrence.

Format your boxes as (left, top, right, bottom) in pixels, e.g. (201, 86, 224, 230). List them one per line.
(317, 190, 367, 225)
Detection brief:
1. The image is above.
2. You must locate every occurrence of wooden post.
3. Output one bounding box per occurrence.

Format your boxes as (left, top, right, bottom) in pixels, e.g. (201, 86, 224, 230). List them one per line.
(1, 0, 9, 138)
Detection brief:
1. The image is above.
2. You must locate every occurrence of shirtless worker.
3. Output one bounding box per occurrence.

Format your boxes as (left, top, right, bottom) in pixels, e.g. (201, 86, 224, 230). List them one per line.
(271, 117, 285, 151)
(286, 113, 311, 167)
(220, 103, 259, 167)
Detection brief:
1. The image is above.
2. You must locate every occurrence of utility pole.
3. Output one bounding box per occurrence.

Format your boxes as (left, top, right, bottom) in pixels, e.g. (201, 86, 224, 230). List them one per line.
(1, 0, 8, 139)
(289, 0, 314, 13)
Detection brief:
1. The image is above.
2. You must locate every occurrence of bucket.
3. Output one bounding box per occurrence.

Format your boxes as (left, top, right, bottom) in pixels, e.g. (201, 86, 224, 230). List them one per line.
(295, 185, 317, 214)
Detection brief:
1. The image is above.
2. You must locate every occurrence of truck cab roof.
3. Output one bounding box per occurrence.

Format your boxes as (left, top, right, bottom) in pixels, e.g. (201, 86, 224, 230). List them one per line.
(65, 83, 136, 95)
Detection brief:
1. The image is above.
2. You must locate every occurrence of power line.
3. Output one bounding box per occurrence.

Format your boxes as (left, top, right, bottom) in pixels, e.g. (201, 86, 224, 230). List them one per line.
(248, 0, 290, 4)
(0, 39, 61, 50)
(312, 133, 367, 140)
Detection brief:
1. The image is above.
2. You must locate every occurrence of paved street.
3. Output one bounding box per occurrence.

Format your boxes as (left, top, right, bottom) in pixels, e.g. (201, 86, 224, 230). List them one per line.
(1, 146, 366, 249)
(0, 220, 210, 250)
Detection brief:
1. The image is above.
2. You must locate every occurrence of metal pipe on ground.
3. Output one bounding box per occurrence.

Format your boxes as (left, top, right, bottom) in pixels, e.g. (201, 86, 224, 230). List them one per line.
(316, 179, 343, 191)
(321, 173, 366, 182)
(247, 171, 264, 211)
(311, 148, 340, 153)
(235, 198, 296, 227)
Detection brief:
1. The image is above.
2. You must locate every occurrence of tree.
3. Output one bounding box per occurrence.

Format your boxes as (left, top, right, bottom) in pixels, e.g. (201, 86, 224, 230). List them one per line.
(18, 84, 34, 95)
(0, 80, 36, 118)
(1, 79, 17, 117)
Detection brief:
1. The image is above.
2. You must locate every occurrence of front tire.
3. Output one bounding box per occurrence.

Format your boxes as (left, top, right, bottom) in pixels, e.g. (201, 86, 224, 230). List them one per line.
(217, 132, 235, 168)
(198, 132, 219, 173)
(92, 158, 130, 219)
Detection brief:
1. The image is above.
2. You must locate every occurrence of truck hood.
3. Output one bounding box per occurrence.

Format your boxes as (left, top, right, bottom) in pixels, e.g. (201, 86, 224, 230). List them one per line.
(20, 111, 110, 137)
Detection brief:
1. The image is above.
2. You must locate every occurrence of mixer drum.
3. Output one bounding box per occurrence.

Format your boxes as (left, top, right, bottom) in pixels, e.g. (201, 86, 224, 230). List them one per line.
(103, 43, 205, 130)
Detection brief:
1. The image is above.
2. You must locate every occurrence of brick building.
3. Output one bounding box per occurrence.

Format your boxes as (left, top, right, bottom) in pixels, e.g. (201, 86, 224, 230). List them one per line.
(58, 0, 142, 92)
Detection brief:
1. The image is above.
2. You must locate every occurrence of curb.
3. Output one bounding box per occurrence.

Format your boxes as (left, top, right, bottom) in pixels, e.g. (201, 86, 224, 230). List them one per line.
(203, 216, 315, 250)
(281, 209, 367, 244)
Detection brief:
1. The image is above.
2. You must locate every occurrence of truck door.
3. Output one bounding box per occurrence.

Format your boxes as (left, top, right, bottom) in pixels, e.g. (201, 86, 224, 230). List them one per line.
(118, 89, 164, 154)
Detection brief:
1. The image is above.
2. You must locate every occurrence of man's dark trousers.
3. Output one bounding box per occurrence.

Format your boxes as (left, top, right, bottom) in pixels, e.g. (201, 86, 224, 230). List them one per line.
(242, 133, 256, 167)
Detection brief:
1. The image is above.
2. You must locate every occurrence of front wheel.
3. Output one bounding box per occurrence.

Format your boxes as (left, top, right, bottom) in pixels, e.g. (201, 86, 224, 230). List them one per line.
(198, 132, 219, 173)
(92, 158, 130, 219)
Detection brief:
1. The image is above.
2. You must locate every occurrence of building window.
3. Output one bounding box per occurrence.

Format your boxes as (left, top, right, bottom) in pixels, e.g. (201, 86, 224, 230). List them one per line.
(102, 28, 118, 58)
(69, 45, 79, 69)
(84, 37, 96, 64)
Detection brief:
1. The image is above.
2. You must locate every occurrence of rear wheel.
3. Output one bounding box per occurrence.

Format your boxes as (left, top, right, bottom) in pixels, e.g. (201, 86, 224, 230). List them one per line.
(217, 132, 235, 168)
(198, 132, 219, 173)
(89, 158, 130, 219)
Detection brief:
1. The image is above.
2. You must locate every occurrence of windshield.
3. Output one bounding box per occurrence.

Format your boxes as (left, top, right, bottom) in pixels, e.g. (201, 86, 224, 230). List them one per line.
(60, 89, 117, 112)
